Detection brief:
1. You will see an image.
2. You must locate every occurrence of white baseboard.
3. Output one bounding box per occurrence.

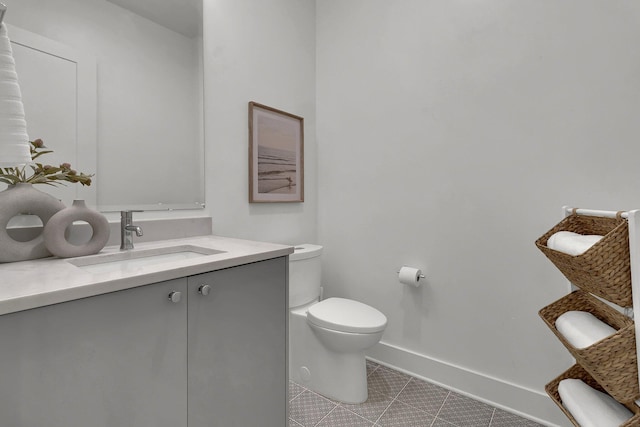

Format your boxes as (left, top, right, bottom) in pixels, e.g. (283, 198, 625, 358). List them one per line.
(367, 341, 570, 427)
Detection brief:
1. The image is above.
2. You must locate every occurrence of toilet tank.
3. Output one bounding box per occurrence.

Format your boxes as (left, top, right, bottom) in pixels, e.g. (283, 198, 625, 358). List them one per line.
(289, 244, 323, 308)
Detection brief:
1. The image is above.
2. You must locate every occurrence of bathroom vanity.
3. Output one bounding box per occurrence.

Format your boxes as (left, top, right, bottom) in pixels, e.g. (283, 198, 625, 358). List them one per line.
(0, 236, 291, 427)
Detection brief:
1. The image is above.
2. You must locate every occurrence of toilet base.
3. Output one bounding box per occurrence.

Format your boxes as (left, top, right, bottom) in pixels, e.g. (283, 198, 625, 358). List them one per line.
(300, 350, 368, 404)
(289, 304, 370, 404)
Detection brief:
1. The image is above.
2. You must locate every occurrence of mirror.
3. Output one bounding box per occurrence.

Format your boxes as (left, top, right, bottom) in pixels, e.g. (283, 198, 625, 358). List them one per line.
(3, 0, 205, 212)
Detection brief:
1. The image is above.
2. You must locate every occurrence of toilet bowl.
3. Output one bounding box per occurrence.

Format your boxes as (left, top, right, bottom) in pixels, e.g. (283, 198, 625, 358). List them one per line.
(289, 244, 387, 403)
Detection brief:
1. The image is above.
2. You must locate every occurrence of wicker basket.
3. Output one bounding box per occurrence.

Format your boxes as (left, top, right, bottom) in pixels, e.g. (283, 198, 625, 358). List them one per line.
(535, 212, 631, 307)
(545, 364, 640, 427)
(539, 289, 638, 403)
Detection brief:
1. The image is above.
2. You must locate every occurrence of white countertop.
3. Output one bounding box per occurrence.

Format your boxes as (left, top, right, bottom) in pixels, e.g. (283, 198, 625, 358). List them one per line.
(0, 235, 293, 316)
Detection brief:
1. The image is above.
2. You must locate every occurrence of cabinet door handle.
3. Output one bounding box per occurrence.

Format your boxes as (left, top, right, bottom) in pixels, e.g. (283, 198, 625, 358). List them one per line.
(168, 291, 182, 303)
(198, 284, 211, 296)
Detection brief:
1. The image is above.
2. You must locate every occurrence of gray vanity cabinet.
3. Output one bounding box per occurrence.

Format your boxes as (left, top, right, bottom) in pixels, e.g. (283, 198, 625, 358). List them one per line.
(0, 256, 287, 427)
(0, 277, 189, 427)
(187, 257, 288, 427)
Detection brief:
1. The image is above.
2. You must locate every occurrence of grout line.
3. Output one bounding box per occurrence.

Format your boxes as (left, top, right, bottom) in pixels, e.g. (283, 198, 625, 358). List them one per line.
(307, 389, 338, 427)
(433, 391, 451, 421)
(372, 397, 395, 425)
(392, 382, 450, 420)
(381, 379, 450, 427)
(289, 418, 304, 427)
(339, 406, 379, 426)
(313, 405, 338, 427)
(289, 384, 305, 402)
(488, 408, 496, 427)
(372, 375, 412, 425)
(289, 392, 303, 402)
(365, 363, 380, 378)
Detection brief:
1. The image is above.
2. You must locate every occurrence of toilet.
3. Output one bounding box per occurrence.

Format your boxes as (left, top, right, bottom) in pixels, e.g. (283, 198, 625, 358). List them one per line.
(289, 244, 387, 404)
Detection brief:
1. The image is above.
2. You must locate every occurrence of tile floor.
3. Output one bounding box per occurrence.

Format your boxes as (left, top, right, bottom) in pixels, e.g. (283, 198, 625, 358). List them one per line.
(289, 360, 545, 427)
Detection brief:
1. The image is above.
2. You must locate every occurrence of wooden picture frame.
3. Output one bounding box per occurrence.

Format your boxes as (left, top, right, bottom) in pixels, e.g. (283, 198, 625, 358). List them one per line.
(249, 102, 304, 203)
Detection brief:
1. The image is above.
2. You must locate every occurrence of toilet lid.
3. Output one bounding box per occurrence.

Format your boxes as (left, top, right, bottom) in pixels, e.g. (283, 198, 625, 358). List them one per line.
(307, 297, 387, 334)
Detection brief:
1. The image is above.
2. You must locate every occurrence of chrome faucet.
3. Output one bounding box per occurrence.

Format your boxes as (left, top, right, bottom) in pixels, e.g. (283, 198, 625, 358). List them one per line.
(120, 210, 143, 250)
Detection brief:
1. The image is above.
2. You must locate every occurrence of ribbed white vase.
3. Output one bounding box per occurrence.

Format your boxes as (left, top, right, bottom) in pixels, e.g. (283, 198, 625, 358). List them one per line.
(0, 23, 31, 167)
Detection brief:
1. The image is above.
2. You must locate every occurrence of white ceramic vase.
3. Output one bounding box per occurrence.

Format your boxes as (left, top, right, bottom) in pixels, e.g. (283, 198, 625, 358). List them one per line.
(43, 199, 110, 258)
(0, 183, 66, 262)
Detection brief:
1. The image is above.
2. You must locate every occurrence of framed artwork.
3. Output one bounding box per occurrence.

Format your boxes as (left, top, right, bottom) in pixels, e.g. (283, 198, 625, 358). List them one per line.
(248, 102, 304, 203)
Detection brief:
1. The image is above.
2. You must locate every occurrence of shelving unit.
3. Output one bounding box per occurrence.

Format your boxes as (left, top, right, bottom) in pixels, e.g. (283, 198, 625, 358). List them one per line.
(537, 207, 640, 426)
(627, 210, 640, 397)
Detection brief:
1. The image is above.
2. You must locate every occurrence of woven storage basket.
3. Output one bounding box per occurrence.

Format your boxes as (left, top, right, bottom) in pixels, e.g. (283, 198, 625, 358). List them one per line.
(539, 289, 638, 403)
(546, 364, 640, 427)
(535, 212, 631, 307)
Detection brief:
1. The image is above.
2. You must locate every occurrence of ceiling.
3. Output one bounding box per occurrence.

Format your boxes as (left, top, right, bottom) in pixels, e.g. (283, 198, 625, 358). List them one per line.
(106, 0, 201, 38)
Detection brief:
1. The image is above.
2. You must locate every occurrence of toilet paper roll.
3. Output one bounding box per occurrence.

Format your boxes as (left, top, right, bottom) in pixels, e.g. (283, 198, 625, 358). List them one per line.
(399, 266, 422, 287)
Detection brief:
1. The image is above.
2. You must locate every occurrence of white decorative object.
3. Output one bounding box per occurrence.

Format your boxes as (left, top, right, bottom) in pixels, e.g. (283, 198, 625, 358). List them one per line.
(547, 231, 603, 256)
(43, 200, 110, 258)
(0, 183, 65, 262)
(0, 22, 31, 167)
(555, 310, 616, 349)
(558, 379, 633, 427)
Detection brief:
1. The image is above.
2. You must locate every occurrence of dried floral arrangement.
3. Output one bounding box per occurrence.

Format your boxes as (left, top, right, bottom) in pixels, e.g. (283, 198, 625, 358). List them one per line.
(0, 139, 93, 186)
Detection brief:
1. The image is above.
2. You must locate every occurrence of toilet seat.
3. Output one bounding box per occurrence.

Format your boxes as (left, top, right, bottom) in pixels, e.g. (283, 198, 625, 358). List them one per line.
(307, 297, 387, 334)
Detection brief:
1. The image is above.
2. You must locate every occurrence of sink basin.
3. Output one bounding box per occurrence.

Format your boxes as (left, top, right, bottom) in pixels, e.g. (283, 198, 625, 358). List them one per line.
(68, 245, 225, 274)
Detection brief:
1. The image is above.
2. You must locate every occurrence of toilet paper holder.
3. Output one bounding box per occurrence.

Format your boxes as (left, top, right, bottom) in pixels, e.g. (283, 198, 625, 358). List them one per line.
(397, 266, 425, 287)
(396, 268, 426, 279)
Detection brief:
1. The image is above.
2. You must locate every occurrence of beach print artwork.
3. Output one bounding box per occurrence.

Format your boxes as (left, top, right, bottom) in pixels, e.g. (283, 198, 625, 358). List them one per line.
(249, 102, 304, 202)
(257, 116, 297, 194)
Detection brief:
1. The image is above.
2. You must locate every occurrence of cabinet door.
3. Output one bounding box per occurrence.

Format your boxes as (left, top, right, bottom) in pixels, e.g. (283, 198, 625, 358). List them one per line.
(0, 278, 188, 427)
(188, 257, 287, 427)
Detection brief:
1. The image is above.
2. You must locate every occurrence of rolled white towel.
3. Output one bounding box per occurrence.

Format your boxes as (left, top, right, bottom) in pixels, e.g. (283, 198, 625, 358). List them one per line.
(558, 379, 633, 427)
(547, 231, 603, 256)
(556, 311, 616, 349)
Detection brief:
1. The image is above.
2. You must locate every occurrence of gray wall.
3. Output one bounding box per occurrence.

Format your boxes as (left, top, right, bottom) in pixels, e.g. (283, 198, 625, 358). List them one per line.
(202, 0, 318, 245)
(315, 1, 640, 424)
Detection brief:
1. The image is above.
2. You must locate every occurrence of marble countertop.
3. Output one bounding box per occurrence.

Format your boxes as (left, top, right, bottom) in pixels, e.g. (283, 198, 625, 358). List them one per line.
(0, 235, 293, 316)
